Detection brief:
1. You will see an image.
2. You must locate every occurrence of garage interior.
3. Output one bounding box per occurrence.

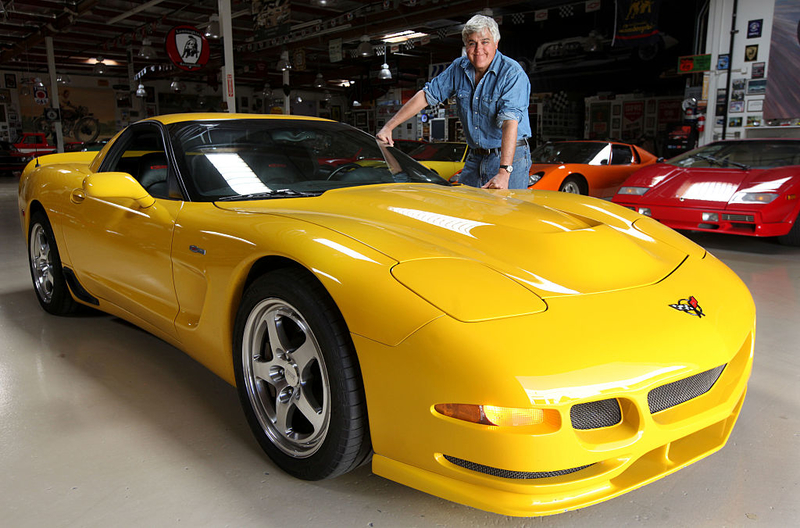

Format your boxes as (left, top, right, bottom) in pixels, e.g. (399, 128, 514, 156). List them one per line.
(1, 0, 799, 526)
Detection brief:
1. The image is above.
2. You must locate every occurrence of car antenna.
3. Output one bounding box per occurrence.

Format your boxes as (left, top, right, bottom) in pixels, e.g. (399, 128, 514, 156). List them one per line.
(35, 157, 40, 167)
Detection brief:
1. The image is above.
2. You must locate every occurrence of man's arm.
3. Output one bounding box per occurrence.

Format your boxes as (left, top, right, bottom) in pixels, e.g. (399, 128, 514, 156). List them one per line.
(376, 90, 430, 146)
(482, 119, 518, 189)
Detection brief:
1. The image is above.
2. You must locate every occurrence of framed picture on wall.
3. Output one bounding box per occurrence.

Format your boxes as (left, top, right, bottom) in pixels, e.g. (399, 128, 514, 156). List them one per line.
(751, 62, 765, 79)
(747, 79, 767, 94)
(747, 99, 764, 112)
(729, 117, 743, 127)
(744, 45, 758, 62)
(4, 73, 16, 89)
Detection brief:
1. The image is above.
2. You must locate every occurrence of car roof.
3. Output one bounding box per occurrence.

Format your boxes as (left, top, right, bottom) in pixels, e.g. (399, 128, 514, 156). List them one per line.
(143, 112, 333, 126)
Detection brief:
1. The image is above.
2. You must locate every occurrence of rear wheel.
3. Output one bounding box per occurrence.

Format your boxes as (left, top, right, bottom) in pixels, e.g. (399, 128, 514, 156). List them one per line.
(778, 212, 800, 246)
(559, 176, 587, 195)
(233, 268, 371, 480)
(28, 210, 78, 315)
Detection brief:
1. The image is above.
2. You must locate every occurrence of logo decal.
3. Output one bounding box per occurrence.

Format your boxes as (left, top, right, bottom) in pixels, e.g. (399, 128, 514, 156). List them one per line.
(669, 296, 705, 317)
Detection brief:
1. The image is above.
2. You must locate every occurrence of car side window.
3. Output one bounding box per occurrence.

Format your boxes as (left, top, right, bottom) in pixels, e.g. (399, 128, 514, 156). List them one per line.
(611, 145, 633, 165)
(101, 124, 172, 199)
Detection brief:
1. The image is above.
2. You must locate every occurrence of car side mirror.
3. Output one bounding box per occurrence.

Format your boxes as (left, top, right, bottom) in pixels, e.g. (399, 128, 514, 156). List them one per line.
(657, 157, 666, 163)
(83, 172, 155, 208)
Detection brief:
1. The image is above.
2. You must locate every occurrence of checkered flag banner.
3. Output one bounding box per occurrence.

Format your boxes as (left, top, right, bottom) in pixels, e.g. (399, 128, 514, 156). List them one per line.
(559, 4, 575, 17)
(437, 28, 448, 40)
(549, 92, 569, 112)
(512, 13, 525, 24)
(375, 45, 386, 56)
(403, 40, 415, 50)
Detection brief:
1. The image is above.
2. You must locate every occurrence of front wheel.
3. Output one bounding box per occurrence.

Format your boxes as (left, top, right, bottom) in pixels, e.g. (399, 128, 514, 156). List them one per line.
(233, 268, 371, 480)
(74, 116, 100, 143)
(778, 212, 800, 246)
(28, 211, 78, 315)
(559, 176, 587, 195)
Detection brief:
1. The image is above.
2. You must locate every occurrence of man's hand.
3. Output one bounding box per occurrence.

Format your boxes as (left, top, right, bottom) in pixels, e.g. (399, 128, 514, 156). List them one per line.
(482, 171, 510, 189)
(376, 127, 394, 146)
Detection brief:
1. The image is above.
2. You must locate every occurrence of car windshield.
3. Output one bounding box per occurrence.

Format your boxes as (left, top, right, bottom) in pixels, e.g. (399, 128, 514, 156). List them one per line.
(408, 142, 467, 162)
(531, 142, 610, 165)
(168, 119, 449, 201)
(669, 140, 800, 169)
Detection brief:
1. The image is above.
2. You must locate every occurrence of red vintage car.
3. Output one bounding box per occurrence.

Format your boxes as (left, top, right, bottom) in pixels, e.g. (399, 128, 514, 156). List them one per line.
(613, 139, 800, 245)
(13, 132, 57, 156)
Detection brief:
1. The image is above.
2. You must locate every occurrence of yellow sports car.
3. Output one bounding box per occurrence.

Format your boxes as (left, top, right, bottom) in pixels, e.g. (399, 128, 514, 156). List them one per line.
(18, 114, 754, 517)
(407, 141, 468, 180)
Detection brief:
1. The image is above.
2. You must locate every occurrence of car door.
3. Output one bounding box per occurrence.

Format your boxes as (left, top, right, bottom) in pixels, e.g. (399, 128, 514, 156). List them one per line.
(598, 144, 638, 198)
(60, 122, 182, 337)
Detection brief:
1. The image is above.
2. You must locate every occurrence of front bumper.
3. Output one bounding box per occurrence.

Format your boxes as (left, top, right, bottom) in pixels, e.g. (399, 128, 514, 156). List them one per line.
(356, 252, 755, 516)
(614, 201, 793, 237)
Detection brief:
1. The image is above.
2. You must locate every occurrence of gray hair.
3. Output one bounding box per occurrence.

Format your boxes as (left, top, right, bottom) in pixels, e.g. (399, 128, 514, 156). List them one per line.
(462, 14, 500, 44)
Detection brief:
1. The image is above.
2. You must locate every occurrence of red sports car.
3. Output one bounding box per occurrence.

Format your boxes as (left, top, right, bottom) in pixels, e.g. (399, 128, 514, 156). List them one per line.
(613, 139, 800, 245)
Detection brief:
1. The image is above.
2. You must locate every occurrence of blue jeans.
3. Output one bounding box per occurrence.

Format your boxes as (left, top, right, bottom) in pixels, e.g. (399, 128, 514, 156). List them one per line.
(459, 144, 531, 189)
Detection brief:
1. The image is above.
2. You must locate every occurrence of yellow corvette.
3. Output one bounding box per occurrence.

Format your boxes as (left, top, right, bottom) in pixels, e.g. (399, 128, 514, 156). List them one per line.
(18, 114, 754, 517)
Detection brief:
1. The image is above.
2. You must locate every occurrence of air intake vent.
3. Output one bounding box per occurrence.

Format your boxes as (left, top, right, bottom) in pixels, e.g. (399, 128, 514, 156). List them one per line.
(444, 455, 592, 480)
(648, 364, 726, 414)
(570, 399, 622, 430)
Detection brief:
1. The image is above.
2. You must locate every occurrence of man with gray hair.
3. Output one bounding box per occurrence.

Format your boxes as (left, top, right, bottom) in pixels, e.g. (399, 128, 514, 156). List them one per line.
(377, 14, 531, 189)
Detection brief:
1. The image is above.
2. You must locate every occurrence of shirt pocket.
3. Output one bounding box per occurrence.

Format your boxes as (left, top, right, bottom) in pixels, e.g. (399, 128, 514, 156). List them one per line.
(479, 95, 499, 118)
(456, 90, 471, 112)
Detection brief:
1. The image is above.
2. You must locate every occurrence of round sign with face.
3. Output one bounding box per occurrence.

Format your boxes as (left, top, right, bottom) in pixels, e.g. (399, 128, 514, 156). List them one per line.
(165, 26, 210, 71)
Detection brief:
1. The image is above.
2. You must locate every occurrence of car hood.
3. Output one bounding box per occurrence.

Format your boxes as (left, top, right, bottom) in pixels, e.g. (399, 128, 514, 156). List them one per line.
(215, 184, 687, 298)
(625, 164, 795, 206)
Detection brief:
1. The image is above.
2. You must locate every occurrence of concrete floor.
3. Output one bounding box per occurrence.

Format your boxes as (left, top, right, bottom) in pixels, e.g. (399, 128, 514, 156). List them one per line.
(0, 176, 798, 527)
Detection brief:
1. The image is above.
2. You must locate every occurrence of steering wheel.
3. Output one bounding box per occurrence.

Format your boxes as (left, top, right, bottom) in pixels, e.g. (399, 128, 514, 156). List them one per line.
(326, 162, 362, 181)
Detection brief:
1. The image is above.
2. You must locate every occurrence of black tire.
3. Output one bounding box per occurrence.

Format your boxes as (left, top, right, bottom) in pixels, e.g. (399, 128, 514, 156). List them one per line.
(778, 212, 800, 246)
(233, 268, 371, 480)
(74, 116, 100, 143)
(27, 210, 78, 315)
(559, 176, 587, 195)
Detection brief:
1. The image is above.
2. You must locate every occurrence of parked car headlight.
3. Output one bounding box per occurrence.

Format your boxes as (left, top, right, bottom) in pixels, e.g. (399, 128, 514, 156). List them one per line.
(729, 191, 778, 204)
(528, 171, 545, 186)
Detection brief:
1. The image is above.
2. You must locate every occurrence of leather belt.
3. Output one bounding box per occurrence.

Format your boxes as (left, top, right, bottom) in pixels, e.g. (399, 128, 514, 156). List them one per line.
(471, 139, 528, 156)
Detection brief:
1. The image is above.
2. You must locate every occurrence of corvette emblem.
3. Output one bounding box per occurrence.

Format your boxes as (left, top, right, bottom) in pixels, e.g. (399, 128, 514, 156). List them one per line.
(669, 296, 705, 317)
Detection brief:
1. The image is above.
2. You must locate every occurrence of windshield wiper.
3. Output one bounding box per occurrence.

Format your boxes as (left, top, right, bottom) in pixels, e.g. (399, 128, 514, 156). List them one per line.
(696, 154, 725, 167)
(217, 189, 323, 201)
(695, 154, 750, 170)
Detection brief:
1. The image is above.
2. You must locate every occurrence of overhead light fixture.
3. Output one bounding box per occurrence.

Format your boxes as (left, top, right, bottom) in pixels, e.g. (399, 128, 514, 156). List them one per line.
(313, 73, 325, 89)
(294, 94, 303, 103)
(313, 0, 337, 6)
(352, 100, 361, 107)
(381, 30, 429, 43)
(34, 77, 45, 89)
(55, 73, 71, 85)
(276, 50, 292, 72)
(261, 83, 272, 98)
(93, 57, 107, 75)
(378, 62, 392, 80)
(205, 14, 220, 39)
(136, 83, 147, 97)
(356, 35, 373, 57)
(170, 78, 185, 93)
(137, 38, 157, 60)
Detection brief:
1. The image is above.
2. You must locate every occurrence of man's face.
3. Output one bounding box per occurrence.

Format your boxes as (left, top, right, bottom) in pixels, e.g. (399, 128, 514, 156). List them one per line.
(465, 29, 497, 72)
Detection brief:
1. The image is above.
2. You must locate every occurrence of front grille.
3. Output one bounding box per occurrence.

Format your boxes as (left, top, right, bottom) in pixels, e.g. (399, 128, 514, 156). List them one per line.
(570, 399, 622, 430)
(648, 364, 726, 414)
(444, 455, 592, 480)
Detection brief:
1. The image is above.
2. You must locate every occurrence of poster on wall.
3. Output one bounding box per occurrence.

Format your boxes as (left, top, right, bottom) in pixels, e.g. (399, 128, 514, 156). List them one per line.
(19, 86, 116, 142)
(764, 0, 800, 120)
(656, 99, 681, 130)
(622, 101, 645, 140)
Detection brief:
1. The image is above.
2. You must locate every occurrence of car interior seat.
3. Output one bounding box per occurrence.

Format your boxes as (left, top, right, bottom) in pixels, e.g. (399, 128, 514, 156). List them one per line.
(137, 152, 169, 198)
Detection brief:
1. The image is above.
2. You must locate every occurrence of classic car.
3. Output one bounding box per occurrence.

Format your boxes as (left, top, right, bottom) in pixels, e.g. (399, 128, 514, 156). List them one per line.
(19, 113, 754, 517)
(0, 140, 32, 174)
(407, 141, 468, 180)
(613, 139, 800, 246)
(528, 140, 658, 198)
(13, 132, 57, 156)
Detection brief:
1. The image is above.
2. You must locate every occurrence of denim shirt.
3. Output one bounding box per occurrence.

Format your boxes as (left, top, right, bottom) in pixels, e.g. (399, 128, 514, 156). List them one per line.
(423, 50, 531, 150)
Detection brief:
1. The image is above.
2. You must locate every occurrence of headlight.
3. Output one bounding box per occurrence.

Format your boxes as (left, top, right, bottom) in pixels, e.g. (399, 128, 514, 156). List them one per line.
(528, 171, 545, 186)
(730, 192, 778, 204)
(618, 186, 650, 196)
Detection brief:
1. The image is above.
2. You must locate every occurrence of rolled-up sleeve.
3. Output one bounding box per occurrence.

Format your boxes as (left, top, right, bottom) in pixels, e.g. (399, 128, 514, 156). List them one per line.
(423, 60, 459, 107)
(495, 63, 529, 129)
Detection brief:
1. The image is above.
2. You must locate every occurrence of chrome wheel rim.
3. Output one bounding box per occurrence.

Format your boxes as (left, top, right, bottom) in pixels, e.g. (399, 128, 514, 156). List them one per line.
(561, 180, 581, 194)
(242, 298, 331, 458)
(29, 223, 55, 304)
